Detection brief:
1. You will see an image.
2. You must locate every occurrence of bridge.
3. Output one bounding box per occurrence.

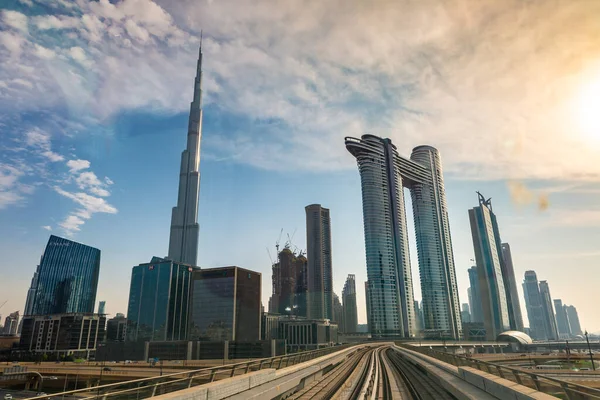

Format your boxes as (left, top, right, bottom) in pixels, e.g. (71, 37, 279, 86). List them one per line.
(10, 342, 600, 399)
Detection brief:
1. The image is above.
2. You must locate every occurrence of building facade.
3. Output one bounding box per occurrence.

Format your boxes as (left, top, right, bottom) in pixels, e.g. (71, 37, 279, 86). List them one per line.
(188, 266, 261, 342)
(346, 135, 461, 339)
(342, 275, 358, 334)
(167, 43, 204, 267)
(565, 305, 583, 336)
(126, 257, 196, 342)
(32, 235, 101, 316)
(98, 301, 106, 315)
(305, 204, 334, 321)
(522, 271, 547, 340)
(333, 293, 344, 330)
(468, 193, 510, 340)
(554, 299, 571, 338)
(461, 303, 471, 324)
(467, 266, 483, 323)
(23, 268, 39, 317)
(538, 281, 559, 340)
(106, 313, 127, 342)
(500, 243, 525, 332)
(270, 248, 308, 317)
(19, 313, 106, 357)
(3, 312, 19, 335)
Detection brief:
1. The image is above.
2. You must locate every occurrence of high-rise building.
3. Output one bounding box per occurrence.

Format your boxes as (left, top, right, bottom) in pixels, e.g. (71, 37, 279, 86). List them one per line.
(538, 281, 558, 340)
(554, 299, 571, 338)
(106, 313, 127, 342)
(365, 281, 371, 334)
(413, 300, 422, 332)
(305, 204, 333, 321)
(500, 243, 525, 332)
(565, 305, 583, 336)
(346, 135, 461, 339)
(469, 193, 510, 340)
(32, 235, 101, 316)
(342, 275, 358, 334)
(3, 312, 19, 335)
(167, 43, 204, 267)
(126, 257, 197, 342)
(270, 248, 308, 317)
(98, 301, 106, 315)
(23, 267, 39, 316)
(188, 266, 261, 342)
(522, 271, 547, 340)
(467, 266, 483, 323)
(461, 303, 471, 324)
(333, 293, 344, 331)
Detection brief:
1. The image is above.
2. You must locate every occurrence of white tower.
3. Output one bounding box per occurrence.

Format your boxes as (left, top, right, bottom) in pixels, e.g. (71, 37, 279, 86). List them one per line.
(168, 41, 203, 266)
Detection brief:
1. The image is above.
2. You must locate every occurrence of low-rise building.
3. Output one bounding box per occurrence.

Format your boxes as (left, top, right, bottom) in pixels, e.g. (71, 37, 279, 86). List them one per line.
(106, 313, 127, 342)
(19, 313, 106, 358)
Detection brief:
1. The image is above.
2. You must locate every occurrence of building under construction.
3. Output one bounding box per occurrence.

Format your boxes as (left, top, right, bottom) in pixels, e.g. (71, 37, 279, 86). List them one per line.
(269, 247, 308, 318)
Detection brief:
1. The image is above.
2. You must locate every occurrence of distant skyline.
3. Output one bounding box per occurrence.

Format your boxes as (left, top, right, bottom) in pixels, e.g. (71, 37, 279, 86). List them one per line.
(2, 0, 600, 333)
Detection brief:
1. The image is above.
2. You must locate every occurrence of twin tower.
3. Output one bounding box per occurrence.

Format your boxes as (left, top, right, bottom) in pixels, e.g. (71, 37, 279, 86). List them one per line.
(346, 135, 462, 339)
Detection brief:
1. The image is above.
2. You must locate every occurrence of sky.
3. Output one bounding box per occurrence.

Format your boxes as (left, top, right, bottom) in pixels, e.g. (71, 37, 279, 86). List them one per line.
(1, 0, 600, 333)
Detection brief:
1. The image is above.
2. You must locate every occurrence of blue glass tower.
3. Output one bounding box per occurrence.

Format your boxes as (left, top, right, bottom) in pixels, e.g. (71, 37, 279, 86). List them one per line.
(32, 235, 101, 315)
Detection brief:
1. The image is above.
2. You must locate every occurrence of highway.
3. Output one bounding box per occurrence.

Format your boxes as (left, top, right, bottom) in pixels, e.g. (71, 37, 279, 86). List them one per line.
(286, 344, 455, 399)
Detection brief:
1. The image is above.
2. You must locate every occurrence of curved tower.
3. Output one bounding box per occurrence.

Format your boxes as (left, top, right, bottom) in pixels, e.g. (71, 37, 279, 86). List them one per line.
(345, 135, 462, 339)
(168, 43, 204, 266)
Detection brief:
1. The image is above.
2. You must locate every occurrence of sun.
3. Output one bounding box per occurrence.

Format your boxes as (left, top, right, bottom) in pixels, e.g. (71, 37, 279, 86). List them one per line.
(575, 74, 600, 140)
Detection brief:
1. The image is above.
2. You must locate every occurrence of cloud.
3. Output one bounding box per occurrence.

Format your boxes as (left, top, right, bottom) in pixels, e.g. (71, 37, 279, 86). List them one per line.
(54, 186, 118, 235)
(24, 129, 65, 162)
(2, 0, 600, 180)
(547, 209, 600, 227)
(41, 225, 52, 231)
(0, 164, 26, 209)
(2, 10, 28, 34)
(66, 159, 90, 172)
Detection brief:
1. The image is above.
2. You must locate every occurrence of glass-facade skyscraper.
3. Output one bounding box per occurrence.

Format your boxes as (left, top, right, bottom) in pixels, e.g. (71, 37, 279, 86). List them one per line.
(500, 243, 525, 331)
(188, 266, 261, 342)
(523, 271, 547, 340)
(342, 274, 358, 333)
(32, 235, 100, 316)
(126, 257, 196, 342)
(554, 299, 571, 338)
(539, 281, 559, 340)
(467, 266, 483, 323)
(565, 305, 583, 336)
(305, 204, 334, 321)
(468, 193, 510, 339)
(345, 135, 462, 339)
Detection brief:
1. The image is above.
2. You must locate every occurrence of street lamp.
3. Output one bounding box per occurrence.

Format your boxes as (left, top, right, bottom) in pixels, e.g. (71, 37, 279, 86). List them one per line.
(584, 330, 596, 371)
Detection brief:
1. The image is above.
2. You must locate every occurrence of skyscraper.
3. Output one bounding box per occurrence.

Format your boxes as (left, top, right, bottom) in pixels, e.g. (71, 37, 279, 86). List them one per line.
(467, 266, 483, 323)
(554, 299, 571, 337)
(305, 204, 333, 320)
(32, 235, 101, 316)
(3, 312, 19, 335)
(333, 293, 344, 330)
(342, 274, 358, 333)
(23, 267, 39, 316)
(500, 243, 525, 332)
(538, 281, 558, 340)
(98, 301, 106, 315)
(522, 271, 547, 340)
(345, 135, 461, 339)
(168, 43, 204, 267)
(126, 257, 196, 342)
(188, 266, 261, 342)
(469, 193, 510, 339)
(270, 247, 308, 317)
(565, 305, 583, 336)
(461, 303, 471, 324)
(365, 281, 371, 334)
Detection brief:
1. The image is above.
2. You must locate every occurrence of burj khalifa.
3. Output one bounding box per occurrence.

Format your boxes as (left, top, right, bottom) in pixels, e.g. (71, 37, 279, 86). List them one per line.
(167, 42, 203, 267)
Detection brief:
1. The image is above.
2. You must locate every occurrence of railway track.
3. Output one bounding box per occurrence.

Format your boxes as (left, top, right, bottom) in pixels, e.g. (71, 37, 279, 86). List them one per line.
(385, 348, 455, 400)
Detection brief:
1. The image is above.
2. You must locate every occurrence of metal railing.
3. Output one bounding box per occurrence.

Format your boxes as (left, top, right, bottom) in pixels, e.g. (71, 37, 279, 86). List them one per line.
(399, 344, 600, 399)
(19, 344, 352, 400)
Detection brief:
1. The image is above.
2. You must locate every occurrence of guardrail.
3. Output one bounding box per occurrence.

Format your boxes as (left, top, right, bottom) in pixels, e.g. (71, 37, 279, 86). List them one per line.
(400, 343, 600, 399)
(19, 344, 352, 400)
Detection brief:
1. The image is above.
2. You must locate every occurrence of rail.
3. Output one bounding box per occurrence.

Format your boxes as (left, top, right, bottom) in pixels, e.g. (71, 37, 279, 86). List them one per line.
(399, 343, 600, 399)
(20, 344, 352, 400)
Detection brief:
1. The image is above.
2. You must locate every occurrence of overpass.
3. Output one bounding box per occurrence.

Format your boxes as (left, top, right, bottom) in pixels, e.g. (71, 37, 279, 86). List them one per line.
(16, 342, 600, 399)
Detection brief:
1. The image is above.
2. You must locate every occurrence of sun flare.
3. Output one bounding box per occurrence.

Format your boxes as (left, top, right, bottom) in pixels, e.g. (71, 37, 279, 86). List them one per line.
(575, 74, 600, 140)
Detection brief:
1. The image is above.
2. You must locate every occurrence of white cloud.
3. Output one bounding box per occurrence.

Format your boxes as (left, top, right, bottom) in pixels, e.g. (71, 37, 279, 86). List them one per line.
(2, 0, 600, 181)
(66, 159, 90, 172)
(25, 129, 65, 162)
(105, 177, 114, 185)
(0, 164, 26, 209)
(59, 215, 85, 234)
(54, 186, 118, 234)
(41, 225, 52, 231)
(34, 44, 56, 59)
(18, 0, 33, 6)
(75, 171, 102, 189)
(90, 186, 110, 197)
(2, 10, 28, 34)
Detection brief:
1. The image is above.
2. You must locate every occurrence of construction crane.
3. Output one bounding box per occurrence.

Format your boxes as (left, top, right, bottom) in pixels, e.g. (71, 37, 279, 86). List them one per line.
(0, 300, 7, 311)
(266, 248, 275, 266)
